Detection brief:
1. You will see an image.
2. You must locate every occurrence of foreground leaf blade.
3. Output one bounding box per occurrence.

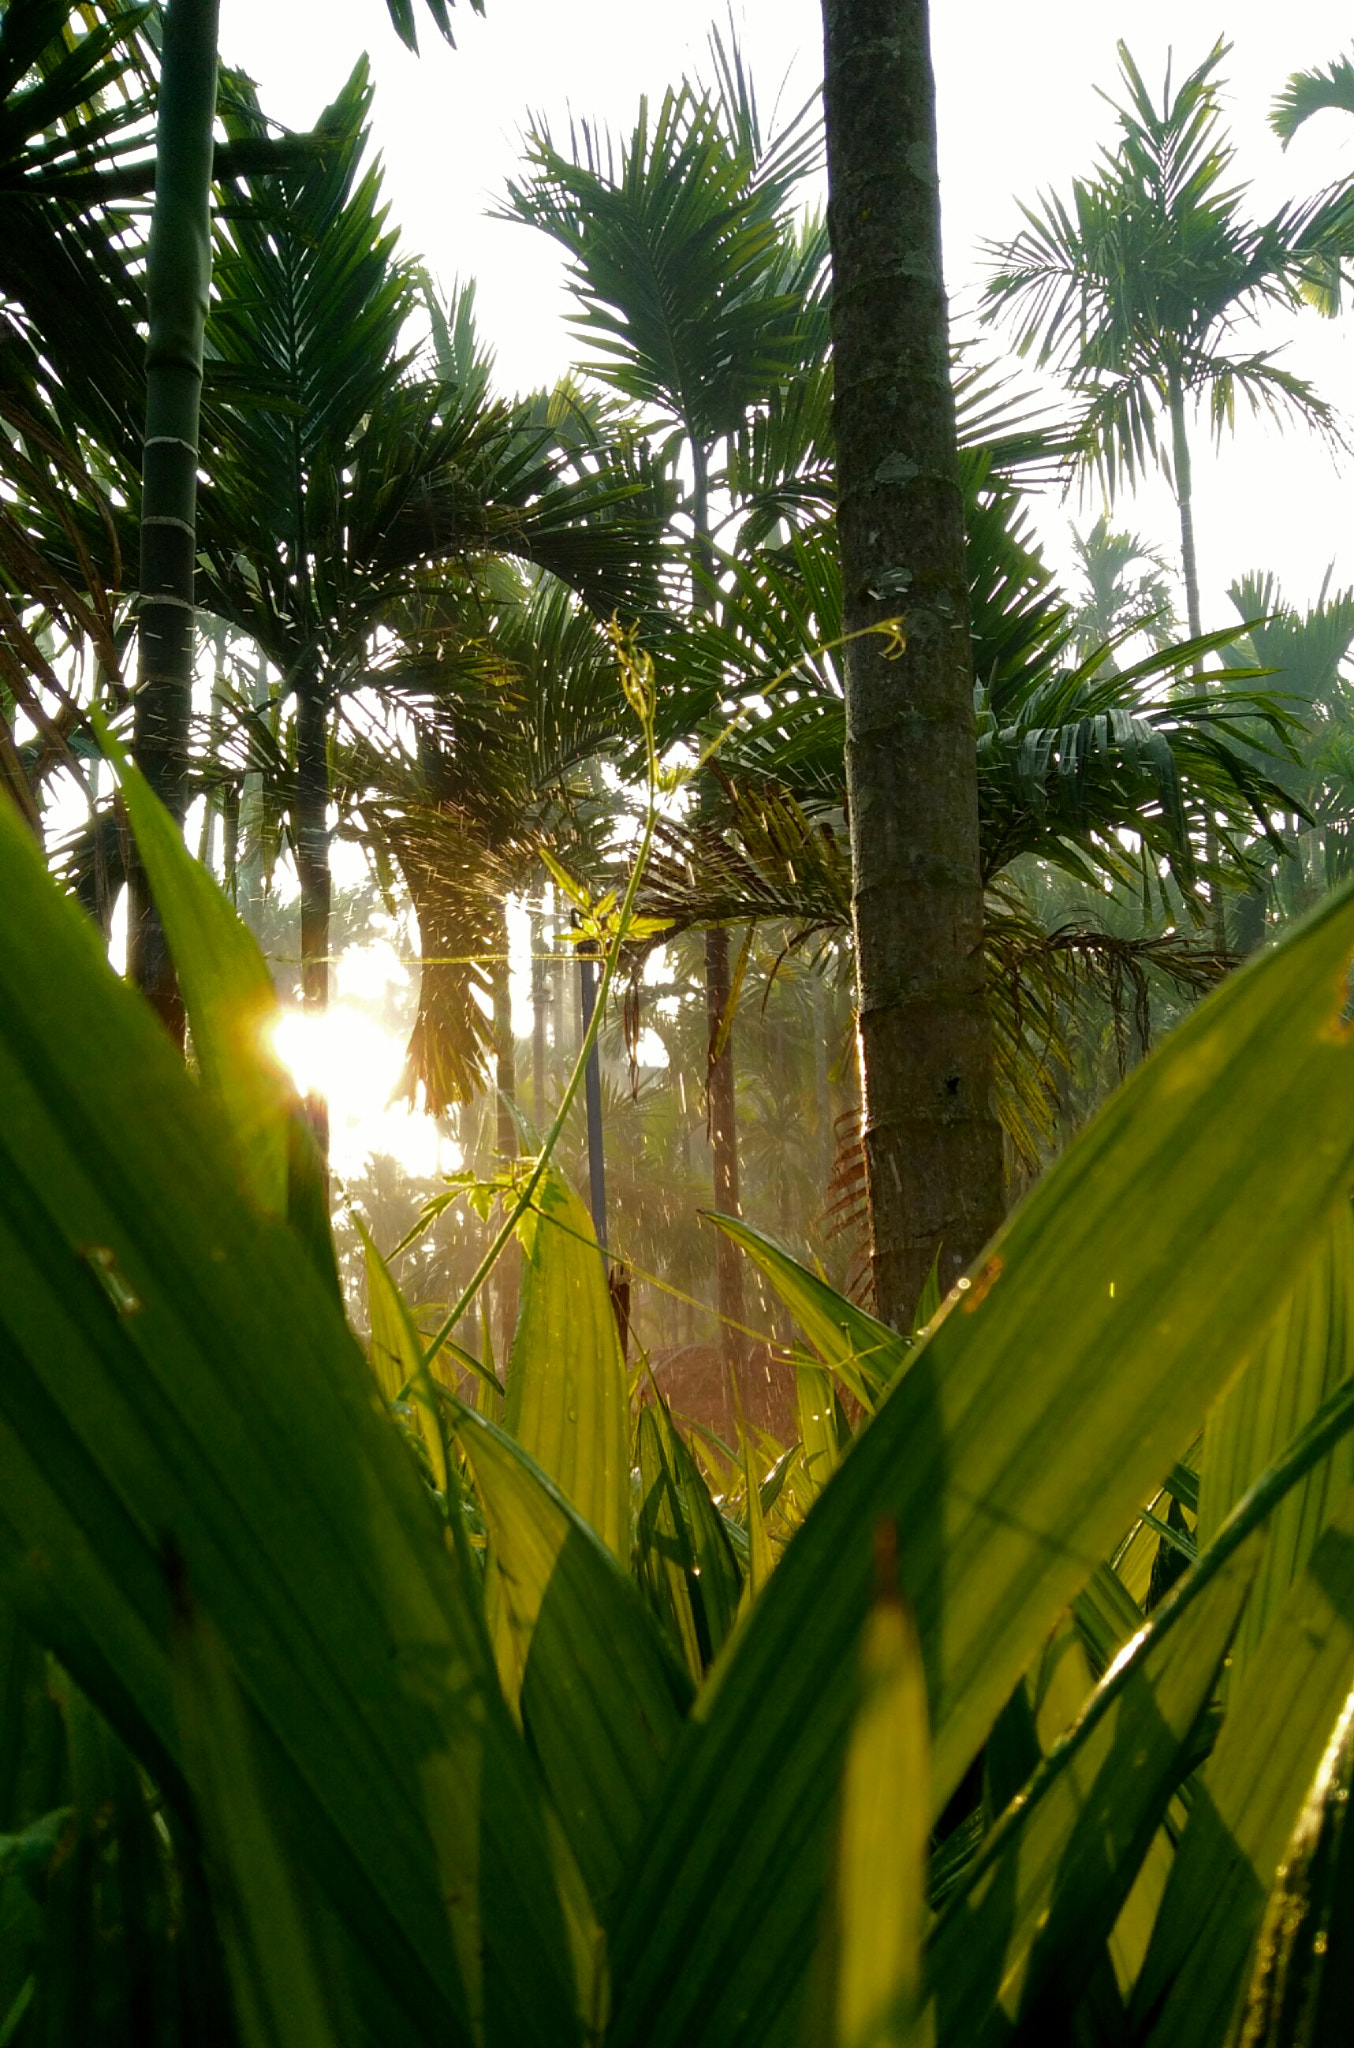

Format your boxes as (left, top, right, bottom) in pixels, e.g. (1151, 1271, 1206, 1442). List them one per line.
(836, 1583, 928, 2048)
(1131, 1486, 1354, 2048)
(1197, 1202, 1354, 1676)
(607, 883, 1354, 2048)
(453, 1405, 692, 1917)
(928, 1534, 1260, 2048)
(506, 1173, 629, 1558)
(99, 717, 293, 1218)
(172, 1594, 342, 2048)
(0, 804, 581, 2048)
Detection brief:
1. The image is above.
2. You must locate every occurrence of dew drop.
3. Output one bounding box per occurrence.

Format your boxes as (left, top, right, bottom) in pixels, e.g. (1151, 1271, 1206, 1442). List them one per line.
(80, 1245, 142, 1317)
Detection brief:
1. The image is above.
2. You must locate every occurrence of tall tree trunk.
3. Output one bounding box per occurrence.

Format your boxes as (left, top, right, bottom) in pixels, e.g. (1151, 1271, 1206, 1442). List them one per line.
(294, 661, 330, 1156)
(129, 0, 220, 1039)
(812, 969, 833, 1194)
(1168, 371, 1228, 951)
(579, 945, 608, 1247)
(690, 434, 746, 1363)
(294, 667, 330, 1010)
(237, 645, 270, 941)
(821, 0, 1005, 1330)
(552, 883, 576, 1081)
(530, 895, 549, 1121)
(491, 908, 517, 1161)
(491, 908, 519, 1356)
(198, 620, 227, 866)
(706, 924, 745, 1362)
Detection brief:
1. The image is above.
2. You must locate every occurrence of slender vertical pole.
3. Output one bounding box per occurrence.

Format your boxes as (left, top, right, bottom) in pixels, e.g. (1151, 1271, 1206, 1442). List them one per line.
(579, 944, 607, 1248)
(129, 0, 220, 1039)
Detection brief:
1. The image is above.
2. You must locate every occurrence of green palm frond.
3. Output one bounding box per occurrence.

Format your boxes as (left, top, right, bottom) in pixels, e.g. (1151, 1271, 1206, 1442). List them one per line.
(381, 0, 482, 53)
(1069, 517, 1176, 660)
(199, 65, 665, 683)
(499, 36, 824, 448)
(341, 579, 634, 1109)
(670, 474, 1297, 906)
(1272, 51, 1354, 145)
(983, 39, 1338, 493)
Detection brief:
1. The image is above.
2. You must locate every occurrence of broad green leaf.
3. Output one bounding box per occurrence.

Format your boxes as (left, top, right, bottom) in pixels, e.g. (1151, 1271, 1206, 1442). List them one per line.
(836, 1587, 928, 2048)
(0, 804, 581, 2048)
(606, 882, 1354, 2048)
(505, 1172, 629, 1558)
(358, 1218, 448, 1493)
(96, 714, 293, 1219)
(452, 1405, 692, 1917)
(635, 1406, 704, 1681)
(715, 1216, 902, 1404)
(927, 1534, 1260, 2048)
(737, 1419, 774, 1606)
(1197, 1201, 1354, 1676)
(635, 1401, 742, 1680)
(1073, 1562, 1146, 1677)
(1231, 1683, 1354, 2046)
(1131, 1486, 1354, 2047)
(797, 1362, 841, 1500)
(171, 1593, 343, 2048)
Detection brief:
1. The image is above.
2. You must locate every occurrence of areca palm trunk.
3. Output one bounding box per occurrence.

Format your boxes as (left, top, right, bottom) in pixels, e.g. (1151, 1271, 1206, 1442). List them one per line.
(491, 910, 520, 1354)
(1168, 369, 1228, 951)
(705, 923, 744, 1362)
(294, 662, 330, 1154)
(491, 909, 517, 1160)
(690, 436, 746, 1369)
(530, 896, 548, 1118)
(294, 665, 331, 1009)
(129, 0, 220, 1037)
(821, 0, 1005, 1328)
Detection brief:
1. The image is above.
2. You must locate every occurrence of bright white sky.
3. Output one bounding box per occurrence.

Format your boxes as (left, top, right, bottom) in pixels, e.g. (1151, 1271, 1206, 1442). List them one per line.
(216, 0, 1354, 621)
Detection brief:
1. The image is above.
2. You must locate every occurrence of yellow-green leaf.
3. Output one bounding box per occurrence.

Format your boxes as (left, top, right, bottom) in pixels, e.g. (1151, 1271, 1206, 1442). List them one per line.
(836, 1584, 928, 2048)
(96, 713, 292, 1218)
(505, 1173, 628, 1558)
(1198, 1202, 1354, 1677)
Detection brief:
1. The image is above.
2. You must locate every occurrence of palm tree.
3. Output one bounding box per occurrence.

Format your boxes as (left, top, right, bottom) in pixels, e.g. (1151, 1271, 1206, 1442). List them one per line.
(1221, 571, 1354, 945)
(632, 460, 1297, 1195)
(1271, 50, 1354, 319)
(1068, 516, 1176, 666)
(501, 30, 825, 1355)
(192, 68, 658, 1110)
(0, 2, 154, 835)
(127, 0, 480, 1031)
(984, 41, 1336, 944)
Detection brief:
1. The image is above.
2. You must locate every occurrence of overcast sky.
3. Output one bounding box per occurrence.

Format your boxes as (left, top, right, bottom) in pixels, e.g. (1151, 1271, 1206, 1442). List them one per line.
(217, 0, 1354, 628)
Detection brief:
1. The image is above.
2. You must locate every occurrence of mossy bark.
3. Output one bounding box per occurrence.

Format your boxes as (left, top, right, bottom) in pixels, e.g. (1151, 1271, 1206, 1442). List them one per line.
(821, 0, 1004, 1326)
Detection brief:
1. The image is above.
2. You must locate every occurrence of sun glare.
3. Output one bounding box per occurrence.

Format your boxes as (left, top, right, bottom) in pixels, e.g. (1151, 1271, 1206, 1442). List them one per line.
(270, 1005, 456, 1180)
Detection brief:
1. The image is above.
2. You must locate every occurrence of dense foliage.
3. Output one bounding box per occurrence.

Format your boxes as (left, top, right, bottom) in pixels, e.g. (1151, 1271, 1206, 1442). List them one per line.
(8, 7, 1354, 2045)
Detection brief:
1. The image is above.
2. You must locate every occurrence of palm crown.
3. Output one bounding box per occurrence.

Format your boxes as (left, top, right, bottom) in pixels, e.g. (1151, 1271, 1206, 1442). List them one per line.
(983, 42, 1335, 499)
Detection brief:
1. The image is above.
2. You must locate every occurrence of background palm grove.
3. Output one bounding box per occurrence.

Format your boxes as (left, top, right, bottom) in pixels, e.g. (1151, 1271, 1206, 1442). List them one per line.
(10, 0, 1354, 2042)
